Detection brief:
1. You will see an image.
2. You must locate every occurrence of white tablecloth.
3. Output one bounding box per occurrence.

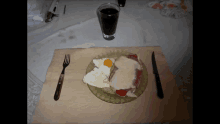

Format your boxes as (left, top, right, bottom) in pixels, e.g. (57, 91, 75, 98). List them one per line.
(28, 0, 192, 83)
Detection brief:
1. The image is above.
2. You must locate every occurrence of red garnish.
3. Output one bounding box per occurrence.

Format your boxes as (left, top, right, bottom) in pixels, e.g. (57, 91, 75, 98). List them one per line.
(167, 4, 175, 9)
(130, 54, 137, 58)
(133, 70, 142, 87)
(158, 4, 163, 9)
(116, 90, 128, 96)
(152, 3, 159, 9)
(152, 3, 163, 9)
(127, 54, 138, 62)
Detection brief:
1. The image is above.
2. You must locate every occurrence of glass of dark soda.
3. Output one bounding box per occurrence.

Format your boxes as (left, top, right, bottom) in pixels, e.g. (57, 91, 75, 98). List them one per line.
(97, 3, 120, 40)
(118, 0, 126, 7)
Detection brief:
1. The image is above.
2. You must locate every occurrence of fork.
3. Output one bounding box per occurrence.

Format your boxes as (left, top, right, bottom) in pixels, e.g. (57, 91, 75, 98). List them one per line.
(54, 54, 70, 101)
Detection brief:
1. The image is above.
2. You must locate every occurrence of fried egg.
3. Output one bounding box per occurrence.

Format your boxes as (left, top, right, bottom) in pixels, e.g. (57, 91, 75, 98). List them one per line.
(93, 58, 115, 68)
(83, 67, 110, 88)
(83, 58, 115, 88)
(93, 58, 115, 77)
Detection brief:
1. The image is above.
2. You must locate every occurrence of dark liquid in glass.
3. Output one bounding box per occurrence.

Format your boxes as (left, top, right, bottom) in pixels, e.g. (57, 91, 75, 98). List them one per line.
(118, 0, 126, 7)
(100, 8, 119, 35)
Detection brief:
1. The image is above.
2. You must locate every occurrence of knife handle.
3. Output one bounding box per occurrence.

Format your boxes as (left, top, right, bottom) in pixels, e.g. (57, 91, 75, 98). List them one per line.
(54, 74, 64, 101)
(155, 74, 164, 99)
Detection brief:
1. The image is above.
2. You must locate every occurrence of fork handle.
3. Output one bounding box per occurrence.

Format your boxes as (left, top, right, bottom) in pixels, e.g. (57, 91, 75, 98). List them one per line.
(54, 74, 64, 101)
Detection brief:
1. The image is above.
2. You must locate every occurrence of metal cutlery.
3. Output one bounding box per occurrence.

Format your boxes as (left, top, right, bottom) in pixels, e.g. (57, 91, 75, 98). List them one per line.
(45, 0, 60, 23)
(152, 51, 164, 99)
(54, 54, 70, 101)
(64, 5, 66, 14)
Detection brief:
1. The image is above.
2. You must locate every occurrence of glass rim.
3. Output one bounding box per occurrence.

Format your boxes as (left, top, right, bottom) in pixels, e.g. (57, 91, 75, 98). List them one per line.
(97, 3, 120, 12)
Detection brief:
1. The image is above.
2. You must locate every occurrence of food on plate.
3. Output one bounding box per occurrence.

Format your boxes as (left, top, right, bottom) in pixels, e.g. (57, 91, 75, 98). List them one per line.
(109, 55, 142, 97)
(166, 3, 177, 9)
(110, 68, 137, 90)
(83, 67, 110, 88)
(126, 90, 139, 97)
(152, 3, 163, 9)
(114, 56, 141, 70)
(84, 54, 143, 98)
(93, 58, 115, 68)
(133, 69, 142, 88)
(148, 2, 163, 9)
(83, 58, 115, 88)
(112, 68, 142, 97)
(93, 58, 115, 77)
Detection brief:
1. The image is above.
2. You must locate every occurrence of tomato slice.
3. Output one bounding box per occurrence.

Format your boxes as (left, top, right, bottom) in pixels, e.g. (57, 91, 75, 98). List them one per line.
(116, 90, 128, 96)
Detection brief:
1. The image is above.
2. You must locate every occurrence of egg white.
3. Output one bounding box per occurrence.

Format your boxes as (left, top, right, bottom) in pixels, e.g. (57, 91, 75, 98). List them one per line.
(99, 64, 111, 77)
(93, 58, 115, 68)
(83, 67, 110, 88)
(83, 58, 116, 88)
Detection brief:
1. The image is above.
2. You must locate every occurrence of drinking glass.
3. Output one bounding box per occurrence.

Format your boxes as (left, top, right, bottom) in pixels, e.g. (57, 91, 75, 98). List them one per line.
(118, 0, 126, 7)
(97, 3, 120, 40)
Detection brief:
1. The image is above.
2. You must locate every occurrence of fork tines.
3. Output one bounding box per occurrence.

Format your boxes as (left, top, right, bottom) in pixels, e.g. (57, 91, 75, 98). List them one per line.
(64, 54, 70, 65)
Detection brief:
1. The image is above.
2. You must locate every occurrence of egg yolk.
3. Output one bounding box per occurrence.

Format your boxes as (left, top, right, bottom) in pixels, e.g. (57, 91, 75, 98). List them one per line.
(104, 59, 112, 68)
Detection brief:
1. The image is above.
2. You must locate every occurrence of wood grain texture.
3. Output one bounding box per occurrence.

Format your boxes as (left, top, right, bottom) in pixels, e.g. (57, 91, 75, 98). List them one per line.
(32, 47, 190, 124)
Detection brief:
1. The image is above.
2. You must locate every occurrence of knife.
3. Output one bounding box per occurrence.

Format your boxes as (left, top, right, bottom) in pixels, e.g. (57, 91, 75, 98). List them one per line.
(53, 0, 59, 12)
(152, 51, 164, 99)
(64, 5, 66, 14)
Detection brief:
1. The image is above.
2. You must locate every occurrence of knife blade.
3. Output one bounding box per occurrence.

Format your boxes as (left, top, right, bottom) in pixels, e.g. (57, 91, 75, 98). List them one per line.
(53, 0, 59, 12)
(64, 5, 66, 14)
(152, 51, 164, 99)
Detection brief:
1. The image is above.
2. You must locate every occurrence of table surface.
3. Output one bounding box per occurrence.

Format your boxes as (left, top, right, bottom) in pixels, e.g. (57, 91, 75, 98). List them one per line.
(28, 0, 193, 85)
(32, 47, 190, 124)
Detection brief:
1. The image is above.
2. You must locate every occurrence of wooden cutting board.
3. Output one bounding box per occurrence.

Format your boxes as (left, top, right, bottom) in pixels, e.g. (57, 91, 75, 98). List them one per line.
(32, 46, 190, 124)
